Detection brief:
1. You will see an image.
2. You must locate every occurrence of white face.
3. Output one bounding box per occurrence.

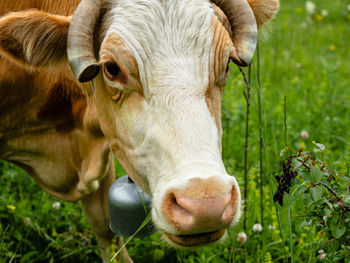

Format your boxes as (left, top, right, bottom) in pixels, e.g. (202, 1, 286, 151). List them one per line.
(94, 0, 241, 247)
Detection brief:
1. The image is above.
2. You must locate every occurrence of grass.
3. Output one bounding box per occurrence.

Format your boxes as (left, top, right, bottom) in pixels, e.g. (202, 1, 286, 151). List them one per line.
(1, 0, 350, 262)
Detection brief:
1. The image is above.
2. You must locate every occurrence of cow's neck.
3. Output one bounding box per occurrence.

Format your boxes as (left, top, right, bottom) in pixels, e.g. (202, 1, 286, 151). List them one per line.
(0, 62, 87, 155)
(0, 61, 113, 201)
(1, 70, 86, 136)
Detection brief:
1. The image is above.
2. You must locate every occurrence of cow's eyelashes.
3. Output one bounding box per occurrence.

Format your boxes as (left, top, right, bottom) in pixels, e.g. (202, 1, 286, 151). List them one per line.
(104, 61, 121, 80)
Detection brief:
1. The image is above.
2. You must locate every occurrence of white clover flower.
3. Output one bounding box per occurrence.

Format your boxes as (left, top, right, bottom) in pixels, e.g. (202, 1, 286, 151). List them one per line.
(321, 9, 329, 17)
(52, 201, 61, 210)
(301, 130, 309, 139)
(305, 1, 316, 15)
(23, 217, 31, 226)
(253, 223, 263, 233)
(319, 253, 326, 260)
(268, 224, 276, 230)
(318, 249, 324, 254)
(237, 232, 247, 243)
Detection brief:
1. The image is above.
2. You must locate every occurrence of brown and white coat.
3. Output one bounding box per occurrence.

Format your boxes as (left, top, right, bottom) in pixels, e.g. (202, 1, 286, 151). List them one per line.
(0, 0, 279, 261)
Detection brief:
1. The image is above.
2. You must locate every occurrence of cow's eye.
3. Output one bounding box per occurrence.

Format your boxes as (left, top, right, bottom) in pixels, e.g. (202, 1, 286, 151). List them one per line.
(104, 61, 121, 79)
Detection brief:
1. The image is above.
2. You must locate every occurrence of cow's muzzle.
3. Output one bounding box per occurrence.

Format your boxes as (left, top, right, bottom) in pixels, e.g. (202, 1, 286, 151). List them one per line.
(160, 176, 240, 247)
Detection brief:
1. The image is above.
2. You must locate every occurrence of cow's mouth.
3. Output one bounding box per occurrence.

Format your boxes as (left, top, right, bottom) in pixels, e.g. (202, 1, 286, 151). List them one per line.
(165, 229, 226, 247)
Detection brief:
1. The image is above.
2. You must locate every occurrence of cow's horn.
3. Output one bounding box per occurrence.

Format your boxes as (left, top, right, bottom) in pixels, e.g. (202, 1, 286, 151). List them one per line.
(211, 0, 257, 66)
(67, 0, 103, 82)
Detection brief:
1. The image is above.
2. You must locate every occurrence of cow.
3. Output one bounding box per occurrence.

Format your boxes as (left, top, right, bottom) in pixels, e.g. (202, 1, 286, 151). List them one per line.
(0, 0, 279, 261)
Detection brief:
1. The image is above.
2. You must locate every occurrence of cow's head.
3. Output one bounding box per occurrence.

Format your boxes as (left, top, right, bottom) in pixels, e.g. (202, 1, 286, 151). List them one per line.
(0, 0, 278, 247)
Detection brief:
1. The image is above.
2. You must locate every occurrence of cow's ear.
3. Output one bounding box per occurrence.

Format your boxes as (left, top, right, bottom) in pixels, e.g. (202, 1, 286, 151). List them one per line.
(247, 0, 279, 28)
(0, 10, 70, 68)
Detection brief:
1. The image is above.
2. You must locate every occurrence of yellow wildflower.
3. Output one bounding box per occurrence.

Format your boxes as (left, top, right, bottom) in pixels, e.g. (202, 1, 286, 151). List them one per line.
(7, 205, 16, 210)
(295, 7, 303, 13)
(329, 45, 336, 51)
(316, 14, 323, 21)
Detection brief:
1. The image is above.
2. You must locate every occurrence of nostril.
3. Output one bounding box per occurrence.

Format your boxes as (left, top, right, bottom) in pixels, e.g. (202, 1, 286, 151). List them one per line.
(222, 199, 234, 222)
(222, 184, 240, 223)
(169, 193, 192, 217)
(164, 192, 194, 229)
(231, 184, 240, 209)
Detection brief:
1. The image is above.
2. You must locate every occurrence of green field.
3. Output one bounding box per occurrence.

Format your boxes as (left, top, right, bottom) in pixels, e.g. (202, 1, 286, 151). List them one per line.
(1, 0, 349, 262)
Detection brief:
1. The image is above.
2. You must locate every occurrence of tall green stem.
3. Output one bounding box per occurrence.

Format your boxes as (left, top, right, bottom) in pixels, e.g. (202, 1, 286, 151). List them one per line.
(240, 65, 251, 232)
(288, 206, 294, 263)
(256, 42, 264, 227)
(284, 96, 288, 147)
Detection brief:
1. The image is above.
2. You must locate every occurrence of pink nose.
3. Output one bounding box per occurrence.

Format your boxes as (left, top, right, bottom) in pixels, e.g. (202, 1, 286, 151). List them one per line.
(162, 178, 239, 233)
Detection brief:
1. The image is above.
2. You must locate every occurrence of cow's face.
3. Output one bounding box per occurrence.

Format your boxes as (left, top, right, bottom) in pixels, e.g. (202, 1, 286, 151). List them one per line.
(96, 6, 240, 243)
(67, 0, 278, 247)
(80, 0, 245, 246)
(0, 0, 278, 247)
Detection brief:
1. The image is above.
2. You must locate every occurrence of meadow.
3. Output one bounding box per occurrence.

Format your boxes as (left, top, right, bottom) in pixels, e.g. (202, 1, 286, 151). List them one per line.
(0, 0, 349, 262)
